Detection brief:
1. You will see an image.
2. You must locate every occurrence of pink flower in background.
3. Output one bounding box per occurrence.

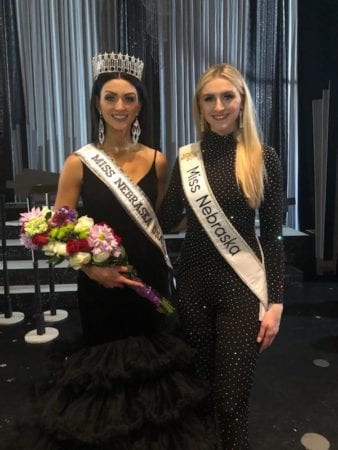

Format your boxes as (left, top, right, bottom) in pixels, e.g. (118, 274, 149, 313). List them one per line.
(19, 206, 48, 225)
(19, 206, 52, 249)
(19, 232, 35, 250)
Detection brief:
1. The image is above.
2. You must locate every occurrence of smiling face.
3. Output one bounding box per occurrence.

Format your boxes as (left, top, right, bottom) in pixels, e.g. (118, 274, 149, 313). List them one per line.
(97, 78, 141, 138)
(198, 77, 242, 135)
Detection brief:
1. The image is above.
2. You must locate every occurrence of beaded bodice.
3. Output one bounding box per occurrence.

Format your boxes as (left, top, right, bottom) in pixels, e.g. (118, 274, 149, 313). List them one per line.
(159, 131, 284, 302)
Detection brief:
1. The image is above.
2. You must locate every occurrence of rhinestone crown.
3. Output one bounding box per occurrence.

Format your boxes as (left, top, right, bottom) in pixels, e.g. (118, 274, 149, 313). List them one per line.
(92, 52, 144, 80)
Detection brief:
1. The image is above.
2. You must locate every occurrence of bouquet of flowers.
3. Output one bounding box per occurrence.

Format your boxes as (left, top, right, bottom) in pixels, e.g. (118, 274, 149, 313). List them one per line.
(19, 206, 174, 315)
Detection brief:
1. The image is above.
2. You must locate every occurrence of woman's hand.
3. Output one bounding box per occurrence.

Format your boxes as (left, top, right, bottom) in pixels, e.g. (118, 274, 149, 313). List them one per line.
(256, 303, 283, 352)
(81, 265, 144, 289)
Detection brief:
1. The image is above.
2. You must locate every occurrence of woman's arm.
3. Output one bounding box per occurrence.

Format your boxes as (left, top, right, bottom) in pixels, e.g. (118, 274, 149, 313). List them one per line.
(154, 150, 168, 211)
(81, 264, 143, 289)
(259, 147, 285, 304)
(54, 154, 143, 289)
(158, 158, 186, 232)
(257, 147, 284, 350)
(257, 303, 283, 351)
(54, 155, 83, 210)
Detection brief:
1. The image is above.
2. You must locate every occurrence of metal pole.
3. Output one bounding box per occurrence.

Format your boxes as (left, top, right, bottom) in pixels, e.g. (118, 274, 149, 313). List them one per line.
(27, 196, 45, 335)
(0, 194, 12, 318)
(45, 192, 56, 316)
(48, 261, 57, 316)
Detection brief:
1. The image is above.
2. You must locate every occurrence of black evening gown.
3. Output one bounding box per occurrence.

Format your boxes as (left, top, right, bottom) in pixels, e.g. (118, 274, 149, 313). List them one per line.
(11, 155, 213, 450)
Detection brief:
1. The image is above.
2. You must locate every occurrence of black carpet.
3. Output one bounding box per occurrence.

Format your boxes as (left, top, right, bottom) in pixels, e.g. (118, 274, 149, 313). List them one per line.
(0, 281, 338, 450)
(250, 281, 338, 450)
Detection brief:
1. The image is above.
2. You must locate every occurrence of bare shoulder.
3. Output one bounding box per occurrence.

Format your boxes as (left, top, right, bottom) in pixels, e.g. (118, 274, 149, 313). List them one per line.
(139, 144, 166, 168)
(55, 153, 83, 209)
(142, 144, 166, 162)
(61, 154, 83, 176)
(58, 154, 83, 185)
(155, 149, 167, 165)
(155, 151, 167, 179)
(63, 153, 82, 168)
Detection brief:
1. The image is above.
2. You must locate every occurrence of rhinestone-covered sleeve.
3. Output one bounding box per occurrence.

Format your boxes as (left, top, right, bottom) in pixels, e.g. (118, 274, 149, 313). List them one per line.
(259, 147, 285, 303)
(158, 158, 186, 232)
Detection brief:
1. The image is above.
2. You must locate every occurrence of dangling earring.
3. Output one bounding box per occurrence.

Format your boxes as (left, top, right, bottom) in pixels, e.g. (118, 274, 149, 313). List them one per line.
(239, 110, 244, 129)
(200, 114, 205, 133)
(131, 117, 141, 144)
(98, 111, 105, 145)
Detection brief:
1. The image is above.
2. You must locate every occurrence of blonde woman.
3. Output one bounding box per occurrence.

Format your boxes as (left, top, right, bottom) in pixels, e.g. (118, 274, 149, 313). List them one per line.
(160, 63, 284, 449)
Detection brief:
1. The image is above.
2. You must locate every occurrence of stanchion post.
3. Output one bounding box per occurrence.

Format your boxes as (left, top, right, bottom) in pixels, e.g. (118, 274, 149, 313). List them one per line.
(24, 196, 59, 344)
(0, 193, 25, 326)
(0, 194, 12, 318)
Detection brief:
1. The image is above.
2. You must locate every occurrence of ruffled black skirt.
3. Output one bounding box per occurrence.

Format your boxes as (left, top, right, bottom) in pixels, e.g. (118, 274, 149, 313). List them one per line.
(11, 333, 214, 449)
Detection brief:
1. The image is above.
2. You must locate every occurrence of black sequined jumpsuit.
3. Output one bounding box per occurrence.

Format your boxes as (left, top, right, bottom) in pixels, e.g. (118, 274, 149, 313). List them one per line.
(159, 132, 284, 449)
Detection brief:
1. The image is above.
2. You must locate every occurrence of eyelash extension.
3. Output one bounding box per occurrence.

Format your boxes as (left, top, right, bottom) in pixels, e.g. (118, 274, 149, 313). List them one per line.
(103, 96, 136, 105)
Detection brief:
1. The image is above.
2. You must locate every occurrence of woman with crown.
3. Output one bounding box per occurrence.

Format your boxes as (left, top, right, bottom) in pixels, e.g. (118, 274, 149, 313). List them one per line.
(10, 53, 213, 450)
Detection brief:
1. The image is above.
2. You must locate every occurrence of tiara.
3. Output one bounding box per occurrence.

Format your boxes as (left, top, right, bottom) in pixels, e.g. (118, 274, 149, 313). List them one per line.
(92, 52, 144, 80)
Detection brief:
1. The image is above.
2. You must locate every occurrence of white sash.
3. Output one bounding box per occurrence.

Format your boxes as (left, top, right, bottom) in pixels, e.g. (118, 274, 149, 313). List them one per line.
(76, 144, 172, 270)
(179, 142, 268, 319)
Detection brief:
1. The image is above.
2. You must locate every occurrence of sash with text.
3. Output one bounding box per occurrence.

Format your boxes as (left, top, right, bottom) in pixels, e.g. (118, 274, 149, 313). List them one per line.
(76, 145, 172, 270)
(179, 142, 268, 319)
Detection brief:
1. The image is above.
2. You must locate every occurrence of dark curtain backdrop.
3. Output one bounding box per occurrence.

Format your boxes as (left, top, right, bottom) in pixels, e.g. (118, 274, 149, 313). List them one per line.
(2, 0, 292, 210)
(247, 0, 289, 194)
(5, 0, 338, 269)
(101, 1, 292, 162)
(0, 0, 27, 199)
(298, 0, 338, 261)
(118, 0, 160, 149)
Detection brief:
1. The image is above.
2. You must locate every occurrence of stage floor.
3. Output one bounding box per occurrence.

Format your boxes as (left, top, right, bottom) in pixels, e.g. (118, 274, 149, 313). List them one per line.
(0, 280, 337, 449)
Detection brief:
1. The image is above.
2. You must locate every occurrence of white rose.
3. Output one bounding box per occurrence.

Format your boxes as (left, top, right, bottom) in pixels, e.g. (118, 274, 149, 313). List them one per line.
(42, 241, 57, 256)
(69, 252, 92, 270)
(54, 242, 69, 257)
(92, 251, 110, 264)
(41, 206, 52, 217)
(75, 215, 94, 231)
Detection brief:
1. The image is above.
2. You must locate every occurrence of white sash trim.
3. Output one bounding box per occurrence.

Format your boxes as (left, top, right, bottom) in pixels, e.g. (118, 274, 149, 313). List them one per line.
(179, 142, 268, 319)
(76, 144, 172, 269)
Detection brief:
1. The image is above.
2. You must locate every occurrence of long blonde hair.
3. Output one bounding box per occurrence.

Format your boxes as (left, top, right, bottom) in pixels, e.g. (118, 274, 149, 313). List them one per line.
(193, 64, 265, 208)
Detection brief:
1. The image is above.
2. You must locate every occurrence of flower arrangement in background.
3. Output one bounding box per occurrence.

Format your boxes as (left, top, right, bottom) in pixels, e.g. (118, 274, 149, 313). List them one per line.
(19, 206, 174, 315)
